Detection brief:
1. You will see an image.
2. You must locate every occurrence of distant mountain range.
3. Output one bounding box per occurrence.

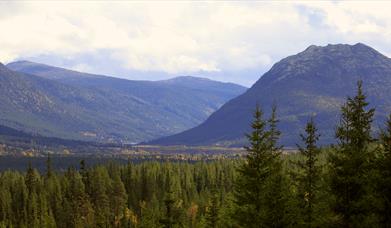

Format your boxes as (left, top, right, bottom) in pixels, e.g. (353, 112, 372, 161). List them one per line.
(150, 43, 391, 147)
(2, 61, 246, 143)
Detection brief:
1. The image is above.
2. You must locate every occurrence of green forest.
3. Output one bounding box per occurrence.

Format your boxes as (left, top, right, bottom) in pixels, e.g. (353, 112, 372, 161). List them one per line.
(1, 81, 391, 227)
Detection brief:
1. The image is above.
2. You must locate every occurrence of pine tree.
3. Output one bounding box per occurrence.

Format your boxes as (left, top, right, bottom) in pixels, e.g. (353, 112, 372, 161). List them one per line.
(329, 80, 376, 226)
(295, 118, 322, 227)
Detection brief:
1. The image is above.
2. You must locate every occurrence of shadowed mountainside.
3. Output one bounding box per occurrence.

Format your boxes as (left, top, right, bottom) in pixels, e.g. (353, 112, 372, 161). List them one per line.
(150, 43, 391, 147)
(3, 62, 246, 143)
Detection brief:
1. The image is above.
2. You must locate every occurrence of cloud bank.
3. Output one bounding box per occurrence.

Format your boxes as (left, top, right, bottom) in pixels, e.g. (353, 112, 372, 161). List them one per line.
(0, 1, 390, 85)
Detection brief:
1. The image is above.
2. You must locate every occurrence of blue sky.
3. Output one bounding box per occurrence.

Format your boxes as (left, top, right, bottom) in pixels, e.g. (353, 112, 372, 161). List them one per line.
(1, 1, 391, 86)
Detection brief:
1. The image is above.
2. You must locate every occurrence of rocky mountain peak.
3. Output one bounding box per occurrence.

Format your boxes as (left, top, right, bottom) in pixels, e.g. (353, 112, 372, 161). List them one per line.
(151, 43, 391, 147)
(256, 43, 391, 86)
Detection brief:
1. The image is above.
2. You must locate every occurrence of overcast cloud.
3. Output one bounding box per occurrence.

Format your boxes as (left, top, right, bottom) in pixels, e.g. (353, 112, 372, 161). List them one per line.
(1, 1, 391, 86)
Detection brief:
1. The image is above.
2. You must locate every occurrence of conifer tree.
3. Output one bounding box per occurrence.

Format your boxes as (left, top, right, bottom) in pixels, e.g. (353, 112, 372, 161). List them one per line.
(79, 159, 88, 185)
(295, 118, 322, 227)
(264, 105, 292, 227)
(45, 172, 62, 225)
(110, 170, 128, 227)
(139, 195, 161, 228)
(63, 167, 94, 228)
(205, 189, 219, 228)
(233, 105, 270, 226)
(161, 192, 175, 227)
(160, 172, 176, 228)
(159, 172, 184, 228)
(329, 80, 375, 226)
(268, 103, 282, 152)
(89, 167, 111, 227)
(25, 162, 39, 194)
(46, 153, 53, 179)
(27, 191, 39, 227)
(233, 105, 289, 227)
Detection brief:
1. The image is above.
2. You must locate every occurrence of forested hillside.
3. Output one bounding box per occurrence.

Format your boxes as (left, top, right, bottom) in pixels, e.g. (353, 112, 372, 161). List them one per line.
(0, 61, 246, 144)
(1, 81, 391, 227)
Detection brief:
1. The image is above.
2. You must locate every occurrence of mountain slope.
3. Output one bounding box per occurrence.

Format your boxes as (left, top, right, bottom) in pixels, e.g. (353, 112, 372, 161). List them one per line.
(150, 43, 391, 147)
(2, 62, 246, 143)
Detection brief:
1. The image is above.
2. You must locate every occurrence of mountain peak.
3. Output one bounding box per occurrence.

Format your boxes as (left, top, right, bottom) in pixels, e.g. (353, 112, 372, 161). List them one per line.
(7, 60, 105, 80)
(163, 76, 212, 83)
(159, 76, 247, 90)
(300, 43, 382, 57)
(6, 60, 50, 70)
(151, 43, 391, 147)
(259, 43, 390, 84)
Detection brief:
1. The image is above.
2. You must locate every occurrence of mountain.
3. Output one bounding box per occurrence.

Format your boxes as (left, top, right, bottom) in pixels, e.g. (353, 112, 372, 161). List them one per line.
(150, 43, 391, 147)
(2, 62, 246, 143)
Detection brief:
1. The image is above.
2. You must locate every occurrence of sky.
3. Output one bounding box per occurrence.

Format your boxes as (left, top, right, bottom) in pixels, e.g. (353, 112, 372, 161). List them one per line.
(1, 1, 391, 86)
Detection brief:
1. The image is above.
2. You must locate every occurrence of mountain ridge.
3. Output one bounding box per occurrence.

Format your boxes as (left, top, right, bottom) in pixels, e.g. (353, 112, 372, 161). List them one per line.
(150, 43, 391, 147)
(2, 61, 246, 143)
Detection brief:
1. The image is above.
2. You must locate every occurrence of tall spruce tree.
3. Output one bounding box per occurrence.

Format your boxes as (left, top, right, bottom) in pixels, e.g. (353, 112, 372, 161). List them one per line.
(233, 105, 289, 227)
(329, 80, 376, 226)
(263, 105, 291, 228)
(295, 118, 322, 227)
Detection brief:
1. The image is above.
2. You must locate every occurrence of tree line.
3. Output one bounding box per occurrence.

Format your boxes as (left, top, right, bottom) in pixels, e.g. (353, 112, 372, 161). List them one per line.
(1, 80, 391, 227)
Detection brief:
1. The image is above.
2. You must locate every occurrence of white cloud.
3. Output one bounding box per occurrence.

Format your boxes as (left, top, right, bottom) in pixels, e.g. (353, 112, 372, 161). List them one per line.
(1, 1, 391, 85)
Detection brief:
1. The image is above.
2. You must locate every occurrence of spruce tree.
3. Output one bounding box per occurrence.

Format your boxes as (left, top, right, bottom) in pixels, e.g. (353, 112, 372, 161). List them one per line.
(79, 159, 88, 185)
(329, 80, 375, 226)
(268, 103, 282, 152)
(64, 168, 94, 228)
(46, 153, 53, 179)
(89, 167, 111, 227)
(159, 172, 184, 228)
(110, 170, 128, 227)
(25, 162, 39, 194)
(233, 105, 270, 226)
(264, 105, 292, 228)
(295, 118, 322, 227)
(233, 105, 289, 227)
